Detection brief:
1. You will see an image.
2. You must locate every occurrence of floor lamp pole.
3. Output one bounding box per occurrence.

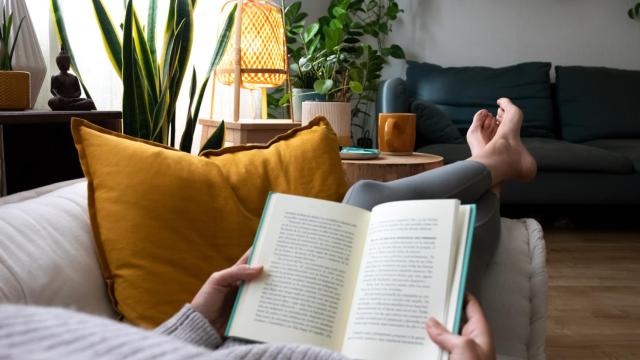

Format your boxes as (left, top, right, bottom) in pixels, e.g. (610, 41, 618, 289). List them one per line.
(232, 0, 243, 123)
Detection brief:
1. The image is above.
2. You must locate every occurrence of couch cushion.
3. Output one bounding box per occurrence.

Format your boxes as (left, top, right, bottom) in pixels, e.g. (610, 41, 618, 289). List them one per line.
(71, 117, 348, 328)
(411, 99, 464, 148)
(556, 66, 640, 142)
(582, 139, 640, 173)
(481, 218, 546, 360)
(406, 61, 554, 138)
(0, 180, 117, 319)
(418, 138, 634, 174)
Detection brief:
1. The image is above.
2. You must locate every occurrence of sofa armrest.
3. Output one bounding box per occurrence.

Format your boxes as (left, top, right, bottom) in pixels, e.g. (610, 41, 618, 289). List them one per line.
(376, 77, 409, 114)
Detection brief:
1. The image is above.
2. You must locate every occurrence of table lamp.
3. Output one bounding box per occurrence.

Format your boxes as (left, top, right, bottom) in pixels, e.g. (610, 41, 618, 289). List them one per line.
(215, 0, 291, 122)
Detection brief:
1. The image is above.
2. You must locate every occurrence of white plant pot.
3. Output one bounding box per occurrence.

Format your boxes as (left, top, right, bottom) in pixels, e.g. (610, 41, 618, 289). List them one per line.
(7, 0, 46, 109)
(301, 101, 352, 147)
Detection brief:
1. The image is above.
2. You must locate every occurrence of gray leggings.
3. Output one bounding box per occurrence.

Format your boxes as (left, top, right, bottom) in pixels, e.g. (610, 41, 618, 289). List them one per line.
(342, 160, 500, 299)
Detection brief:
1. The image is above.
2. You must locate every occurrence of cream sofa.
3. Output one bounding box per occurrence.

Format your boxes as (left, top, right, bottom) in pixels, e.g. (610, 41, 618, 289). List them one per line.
(0, 179, 547, 359)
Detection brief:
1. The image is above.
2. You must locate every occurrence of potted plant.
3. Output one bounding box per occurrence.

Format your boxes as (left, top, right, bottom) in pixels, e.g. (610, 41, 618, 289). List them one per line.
(277, 0, 405, 146)
(0, 6, 27, 110)
(51, 0, 235, 153)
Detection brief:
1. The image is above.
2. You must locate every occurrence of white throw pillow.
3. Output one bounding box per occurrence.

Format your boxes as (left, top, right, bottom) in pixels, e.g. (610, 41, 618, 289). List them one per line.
(0, 180, 117, 319)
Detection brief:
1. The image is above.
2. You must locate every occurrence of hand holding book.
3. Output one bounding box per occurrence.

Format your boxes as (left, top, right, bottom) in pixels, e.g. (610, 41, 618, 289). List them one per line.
(188, 193, 496, 360)
(189, 248, 495, 360)
(191, 249, 264, 336)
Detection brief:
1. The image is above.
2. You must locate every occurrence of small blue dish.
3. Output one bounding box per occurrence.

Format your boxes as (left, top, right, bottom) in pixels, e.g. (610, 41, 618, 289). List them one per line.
(340, 147, 381, 160)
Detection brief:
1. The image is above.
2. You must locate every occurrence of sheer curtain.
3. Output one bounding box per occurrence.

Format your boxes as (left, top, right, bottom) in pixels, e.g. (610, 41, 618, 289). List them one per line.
(27, 0, 249, 153)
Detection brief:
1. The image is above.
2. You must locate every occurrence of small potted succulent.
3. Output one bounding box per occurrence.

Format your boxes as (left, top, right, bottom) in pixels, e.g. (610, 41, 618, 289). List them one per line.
(0, 6, 28, 110)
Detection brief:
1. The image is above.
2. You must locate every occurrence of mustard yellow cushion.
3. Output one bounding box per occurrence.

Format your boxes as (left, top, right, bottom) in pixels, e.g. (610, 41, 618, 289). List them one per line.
(71, 117, 348, 327)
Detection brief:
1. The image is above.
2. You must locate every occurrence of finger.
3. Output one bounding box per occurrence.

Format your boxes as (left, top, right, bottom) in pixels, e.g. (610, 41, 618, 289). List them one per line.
(235, 248, 252, 266)
(463, 294, 494, 350)
(210, 264, 263, 287)
(426, 317, 461, 352)
(464, 294, 485, 322)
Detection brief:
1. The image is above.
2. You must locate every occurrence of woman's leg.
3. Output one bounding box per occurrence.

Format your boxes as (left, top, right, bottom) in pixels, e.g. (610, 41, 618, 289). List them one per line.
(342, 160, 500, 300)
(342, 98, 537, 300)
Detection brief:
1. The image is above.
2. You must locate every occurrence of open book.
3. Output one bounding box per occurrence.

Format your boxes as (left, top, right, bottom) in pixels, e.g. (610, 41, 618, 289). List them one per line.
(226, 193, 476, 360)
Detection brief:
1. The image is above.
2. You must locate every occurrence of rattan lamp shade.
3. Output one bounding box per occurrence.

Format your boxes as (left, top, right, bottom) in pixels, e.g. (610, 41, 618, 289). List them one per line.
(217, 0, 287, 89)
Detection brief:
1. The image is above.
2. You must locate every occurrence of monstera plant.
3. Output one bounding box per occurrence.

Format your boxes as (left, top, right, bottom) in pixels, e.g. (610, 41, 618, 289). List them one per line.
(50, 0, 235, 152)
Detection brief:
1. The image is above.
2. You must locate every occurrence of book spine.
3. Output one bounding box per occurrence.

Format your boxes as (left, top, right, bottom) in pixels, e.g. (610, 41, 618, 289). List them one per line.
(453, 204, 477, 334)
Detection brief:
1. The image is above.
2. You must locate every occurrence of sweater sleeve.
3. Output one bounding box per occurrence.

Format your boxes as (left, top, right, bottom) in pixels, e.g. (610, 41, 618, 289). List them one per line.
(154, 304, 222, 350)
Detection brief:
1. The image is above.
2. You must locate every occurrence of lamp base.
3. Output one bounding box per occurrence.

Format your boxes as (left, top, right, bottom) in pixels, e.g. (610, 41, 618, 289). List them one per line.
(199, 119, 299, 148)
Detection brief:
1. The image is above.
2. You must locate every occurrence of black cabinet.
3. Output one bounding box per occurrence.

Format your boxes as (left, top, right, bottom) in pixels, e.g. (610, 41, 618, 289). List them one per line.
(0, 111, 122, 195)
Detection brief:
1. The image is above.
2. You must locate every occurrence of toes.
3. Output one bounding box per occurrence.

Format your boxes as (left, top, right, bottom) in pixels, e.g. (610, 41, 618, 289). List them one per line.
(482, 115, 493, 130)
(473, 110, 489, 124)
(497, 98, 514, 108)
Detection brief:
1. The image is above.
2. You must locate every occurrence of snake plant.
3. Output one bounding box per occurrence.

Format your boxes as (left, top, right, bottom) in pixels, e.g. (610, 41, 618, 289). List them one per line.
(0, 6, 25, 71)
(51, 0, 236, 153)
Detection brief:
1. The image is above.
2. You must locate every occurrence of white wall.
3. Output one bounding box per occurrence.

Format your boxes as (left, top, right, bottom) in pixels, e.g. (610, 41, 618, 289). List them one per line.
(381, 0, 640, 80)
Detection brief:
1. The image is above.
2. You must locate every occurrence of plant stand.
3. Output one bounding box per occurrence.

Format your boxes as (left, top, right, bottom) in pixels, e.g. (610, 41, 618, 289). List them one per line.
(199, 119, 299, 148)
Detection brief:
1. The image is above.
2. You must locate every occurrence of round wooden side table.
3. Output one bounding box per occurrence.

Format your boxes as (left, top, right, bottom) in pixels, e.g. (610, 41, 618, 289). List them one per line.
(341, 152, 444, 186)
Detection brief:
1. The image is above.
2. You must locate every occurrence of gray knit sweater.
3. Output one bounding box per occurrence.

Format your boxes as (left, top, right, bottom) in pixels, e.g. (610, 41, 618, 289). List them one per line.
(0, 304, 349, 360)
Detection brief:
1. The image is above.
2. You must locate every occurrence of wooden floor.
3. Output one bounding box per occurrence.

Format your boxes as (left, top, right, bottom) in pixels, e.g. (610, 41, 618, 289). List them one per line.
(545, 228, 640, 359)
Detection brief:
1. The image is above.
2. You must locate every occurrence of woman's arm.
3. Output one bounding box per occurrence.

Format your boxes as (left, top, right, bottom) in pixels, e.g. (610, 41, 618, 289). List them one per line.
(154, 249, 263, 350)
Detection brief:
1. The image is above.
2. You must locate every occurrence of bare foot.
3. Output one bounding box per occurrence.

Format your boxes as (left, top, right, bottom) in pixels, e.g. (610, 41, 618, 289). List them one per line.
(470, 98, 537, 184)
(467, 109, 499, 156)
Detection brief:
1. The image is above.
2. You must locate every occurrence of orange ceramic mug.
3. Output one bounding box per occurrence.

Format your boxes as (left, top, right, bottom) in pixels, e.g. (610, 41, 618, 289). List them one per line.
(378, 113, 416, 155)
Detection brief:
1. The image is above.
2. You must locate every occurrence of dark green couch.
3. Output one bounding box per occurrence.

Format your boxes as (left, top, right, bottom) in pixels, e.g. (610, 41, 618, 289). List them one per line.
(377, 62, 640, 205)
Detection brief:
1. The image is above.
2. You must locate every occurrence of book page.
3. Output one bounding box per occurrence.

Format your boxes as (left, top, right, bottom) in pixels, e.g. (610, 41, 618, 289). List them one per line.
(341, 200, 459, 360)
(227, 193, 371, 352)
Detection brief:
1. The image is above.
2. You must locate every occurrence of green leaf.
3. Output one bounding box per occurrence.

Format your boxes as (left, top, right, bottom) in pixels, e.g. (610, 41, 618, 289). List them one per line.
(388, 44, 405, 59)
(329, 18, 343, 29)
(285, 2, 301, 18)
(133, 10, 159, 102)
(122, 0, 139, 137)
(50, 0, 93, 99)
(8, 16, 25, 70)
(146, 0, 158, 61)
(304, 23, 320, 43)
(91, 0, 123, 77)
(349, 81, 363, 94)
(332, 7, 347, 18)
(314, 79, 334, 94)
(200, 121, 226, 152)
(207, 4, 235, 75)
(278, 92, 291, 106)
(179, 68, 198, 152)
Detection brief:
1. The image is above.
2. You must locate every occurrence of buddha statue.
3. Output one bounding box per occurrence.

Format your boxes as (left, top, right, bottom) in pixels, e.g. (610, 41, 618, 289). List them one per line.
(48, 47, 96, 111)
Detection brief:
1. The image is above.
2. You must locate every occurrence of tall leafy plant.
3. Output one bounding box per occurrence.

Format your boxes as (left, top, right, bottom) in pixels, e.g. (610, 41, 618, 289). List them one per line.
(51, 0, 236, 153)
(274, 0, 405, 141)
(0, 6, 25, 71)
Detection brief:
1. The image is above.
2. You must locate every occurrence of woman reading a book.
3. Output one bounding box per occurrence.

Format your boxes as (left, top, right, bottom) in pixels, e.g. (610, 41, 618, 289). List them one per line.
(0, 99, 536, 360)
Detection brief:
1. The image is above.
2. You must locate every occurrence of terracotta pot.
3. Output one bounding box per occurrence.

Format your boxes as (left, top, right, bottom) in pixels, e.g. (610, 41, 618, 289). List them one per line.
(301, 101, 352, 147)
(0, 71, 30, 110)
